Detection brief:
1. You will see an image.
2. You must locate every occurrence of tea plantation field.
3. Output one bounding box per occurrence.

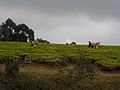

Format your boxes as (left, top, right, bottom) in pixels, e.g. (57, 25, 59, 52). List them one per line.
(0, 42, 120, 70)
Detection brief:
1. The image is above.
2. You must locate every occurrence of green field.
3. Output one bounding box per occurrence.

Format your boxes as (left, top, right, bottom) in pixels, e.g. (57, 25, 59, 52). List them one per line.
(0, 42, 120, 70)
(0, 42, 120, 90)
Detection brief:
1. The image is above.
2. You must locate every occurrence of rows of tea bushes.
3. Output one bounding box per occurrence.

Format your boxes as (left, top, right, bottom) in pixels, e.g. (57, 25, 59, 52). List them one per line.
(87, 46, 120, 70)
(0, 42, 80, 66)
(0, 42, 120, 70)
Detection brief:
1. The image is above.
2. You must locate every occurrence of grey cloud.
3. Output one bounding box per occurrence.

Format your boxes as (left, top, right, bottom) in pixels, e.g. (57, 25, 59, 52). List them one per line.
(1, 0, 120, 20)
(0, 0, 120, 45)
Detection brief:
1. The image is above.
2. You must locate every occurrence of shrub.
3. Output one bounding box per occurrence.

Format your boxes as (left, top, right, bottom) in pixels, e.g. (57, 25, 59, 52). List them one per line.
(4, 56, 19, 78)
(0, 73, 45, 90)
(75, 50, 95, 80)
(60, 50, 95, 90)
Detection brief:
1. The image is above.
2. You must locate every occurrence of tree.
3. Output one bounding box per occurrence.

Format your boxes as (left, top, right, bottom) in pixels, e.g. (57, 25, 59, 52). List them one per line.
(5, 18, 16, 29)
(0, 18, 35, 42)
(70, 42, 76, 45)
(36, 38, 50, 43)
(28, 29, 34, 42)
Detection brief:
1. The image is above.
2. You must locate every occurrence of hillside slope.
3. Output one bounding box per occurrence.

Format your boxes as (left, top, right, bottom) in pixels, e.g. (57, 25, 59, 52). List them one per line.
(0, 42, 120, 70)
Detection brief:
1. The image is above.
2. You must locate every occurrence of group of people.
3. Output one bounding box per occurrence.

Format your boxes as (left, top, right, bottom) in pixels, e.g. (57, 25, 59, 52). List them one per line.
(88, 41, 100, 49)
(31, 40, 101, 49)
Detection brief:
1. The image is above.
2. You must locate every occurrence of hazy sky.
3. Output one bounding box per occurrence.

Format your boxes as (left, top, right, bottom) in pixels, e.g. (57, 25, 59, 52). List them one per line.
(0, 0, 120, 45)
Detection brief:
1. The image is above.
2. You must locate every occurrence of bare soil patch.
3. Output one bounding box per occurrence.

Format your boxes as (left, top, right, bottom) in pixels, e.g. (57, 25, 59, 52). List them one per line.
(1, 64, 120, 77)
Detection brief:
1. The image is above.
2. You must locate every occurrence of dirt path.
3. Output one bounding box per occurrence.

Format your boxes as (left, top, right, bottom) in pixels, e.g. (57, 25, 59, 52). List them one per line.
(95, 69, 120, 77)
(1, 64, 120, 77)
(19, 64, 61, 75)
(19, 64, 120, 77)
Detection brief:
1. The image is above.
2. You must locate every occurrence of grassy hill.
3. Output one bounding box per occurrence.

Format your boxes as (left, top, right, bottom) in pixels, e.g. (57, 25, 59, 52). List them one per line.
(0, 42, 120, 70)
(0, 42, 120, 90)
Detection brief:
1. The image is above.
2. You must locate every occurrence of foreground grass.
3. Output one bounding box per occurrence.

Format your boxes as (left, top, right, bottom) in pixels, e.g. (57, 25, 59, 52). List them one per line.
(0, 64, 120, 90)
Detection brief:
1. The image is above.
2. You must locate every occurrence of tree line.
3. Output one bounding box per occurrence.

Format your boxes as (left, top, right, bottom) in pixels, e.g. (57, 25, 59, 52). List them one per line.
(0, 18, 34, 42)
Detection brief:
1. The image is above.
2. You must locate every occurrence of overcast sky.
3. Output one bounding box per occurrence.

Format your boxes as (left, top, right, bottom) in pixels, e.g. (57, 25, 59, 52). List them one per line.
(0, 0, 120, 45)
